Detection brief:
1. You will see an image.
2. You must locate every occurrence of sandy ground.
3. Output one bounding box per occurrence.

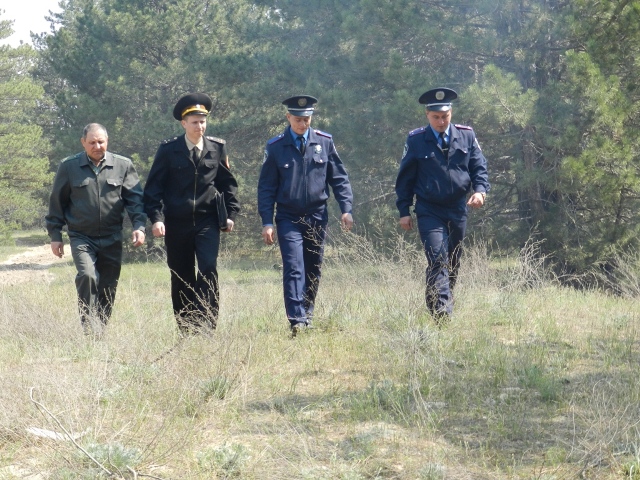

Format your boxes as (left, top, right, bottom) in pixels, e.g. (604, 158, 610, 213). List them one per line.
(0, 244, 70, 286)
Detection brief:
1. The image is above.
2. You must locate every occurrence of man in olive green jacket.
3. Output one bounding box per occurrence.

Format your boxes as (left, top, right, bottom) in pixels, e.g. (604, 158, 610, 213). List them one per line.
(46, 123, 146, 335)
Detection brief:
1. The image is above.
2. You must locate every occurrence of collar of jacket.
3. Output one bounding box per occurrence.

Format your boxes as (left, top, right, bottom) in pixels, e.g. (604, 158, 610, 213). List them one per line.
(175, 134, 218, 158)
(426, 124, 461, 146)
(82, 151, 114, 168)
(283, 128, 322, 147)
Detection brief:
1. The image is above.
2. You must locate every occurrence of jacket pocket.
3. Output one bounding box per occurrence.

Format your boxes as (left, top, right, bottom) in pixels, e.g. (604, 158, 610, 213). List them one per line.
(106, 178, 123, 187)
(105, 177, 123, 201)
(72, 177, 92, 188)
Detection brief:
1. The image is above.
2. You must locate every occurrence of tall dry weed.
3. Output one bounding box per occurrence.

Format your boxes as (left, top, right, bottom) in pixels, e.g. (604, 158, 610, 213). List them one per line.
(1, 231, 639, 478)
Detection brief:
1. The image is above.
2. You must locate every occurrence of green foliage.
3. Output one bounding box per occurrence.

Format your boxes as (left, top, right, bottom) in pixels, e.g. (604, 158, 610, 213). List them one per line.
(197, 442, 249, 477)
(622, 459, 640, 480)
(0, 18, 53, 237)
(27, 0, 640, 277)
(419, 464, 446, 480)
(78, 441, 141, 477)
(517, 365, 561, 403)
(344, 379, 418, 425)
(201, 375, 233, 401)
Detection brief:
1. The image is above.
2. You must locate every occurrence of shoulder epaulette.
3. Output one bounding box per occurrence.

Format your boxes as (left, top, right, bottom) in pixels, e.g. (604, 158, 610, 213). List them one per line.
(408, 126, 426, 137)
(454, 124, 473, 131)
(161, 136, 180, 145)
(60, 152, 83, 163)
(314, 129, 332, 138)
(110, 153, 131, 162)
(267, 133, 285, 145)
(206, 135, 226, 144)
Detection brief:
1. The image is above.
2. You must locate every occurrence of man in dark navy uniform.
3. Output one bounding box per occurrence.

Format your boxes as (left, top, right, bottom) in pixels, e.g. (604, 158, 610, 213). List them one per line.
(258, 95, 354, 336)
(144, 93, 240, 333)
(395, 88, 489, 323)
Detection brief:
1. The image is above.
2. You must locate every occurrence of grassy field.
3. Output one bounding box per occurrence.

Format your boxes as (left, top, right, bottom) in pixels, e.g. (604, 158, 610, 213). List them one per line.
(0, 233, 639, 479)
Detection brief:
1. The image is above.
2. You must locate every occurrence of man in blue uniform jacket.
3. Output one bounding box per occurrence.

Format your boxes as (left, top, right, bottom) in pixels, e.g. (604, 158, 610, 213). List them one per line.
(258, 95, 354, 336)
(395, 88, 490, 323)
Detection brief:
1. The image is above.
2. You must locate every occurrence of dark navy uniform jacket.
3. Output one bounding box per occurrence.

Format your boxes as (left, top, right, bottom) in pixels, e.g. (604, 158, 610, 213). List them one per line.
(395, 124, 490, 217)
(258, 127, 353, 225)
(144, 134, 240, 224)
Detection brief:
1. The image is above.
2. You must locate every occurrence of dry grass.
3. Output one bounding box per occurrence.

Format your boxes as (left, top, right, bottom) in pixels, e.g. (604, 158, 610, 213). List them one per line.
(0, 233, 639, 479)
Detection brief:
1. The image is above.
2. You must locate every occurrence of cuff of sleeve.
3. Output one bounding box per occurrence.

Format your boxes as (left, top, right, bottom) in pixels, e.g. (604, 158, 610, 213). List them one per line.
(50, 232, 63, 243)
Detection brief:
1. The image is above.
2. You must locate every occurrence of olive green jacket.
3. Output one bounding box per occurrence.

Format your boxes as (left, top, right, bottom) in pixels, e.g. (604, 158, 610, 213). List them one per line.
(46, 152, 146, 242)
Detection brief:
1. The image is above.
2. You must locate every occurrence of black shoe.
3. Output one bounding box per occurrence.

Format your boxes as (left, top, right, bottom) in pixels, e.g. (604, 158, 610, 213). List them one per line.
(290, 322, 306, 338)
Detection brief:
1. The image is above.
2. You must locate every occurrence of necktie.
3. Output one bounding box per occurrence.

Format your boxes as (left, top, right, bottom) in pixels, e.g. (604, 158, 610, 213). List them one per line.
(297, 135, 306, 155)
(439, 132, 449, 154)
(192, 147, 199, 165)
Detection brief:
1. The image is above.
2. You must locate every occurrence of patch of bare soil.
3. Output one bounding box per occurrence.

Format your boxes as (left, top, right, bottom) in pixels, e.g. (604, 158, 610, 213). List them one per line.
(0, 245, 69, 286)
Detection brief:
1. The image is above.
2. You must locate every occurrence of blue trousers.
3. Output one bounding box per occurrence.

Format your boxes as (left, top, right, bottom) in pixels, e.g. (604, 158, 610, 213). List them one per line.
(69, 231, 123, 327)
(165, 217, 220, 329)
(276, 211, 327, 325)
(417, 209, 467, 317)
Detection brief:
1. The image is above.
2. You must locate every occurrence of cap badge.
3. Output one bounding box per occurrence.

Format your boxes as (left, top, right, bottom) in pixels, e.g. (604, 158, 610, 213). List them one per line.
(298, 98, 307, 107)
(435, 91, 445, 101)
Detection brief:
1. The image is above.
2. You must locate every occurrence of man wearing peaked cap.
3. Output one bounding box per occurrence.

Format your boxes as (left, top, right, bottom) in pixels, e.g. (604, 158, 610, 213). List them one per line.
(418, 87, 457, 111)
(258, 95, 354, 337)
(144, 92, 240, 334)
(395, 87, 490, 325)
(172, 92, 213, 120)
(282, 94, 318, 117)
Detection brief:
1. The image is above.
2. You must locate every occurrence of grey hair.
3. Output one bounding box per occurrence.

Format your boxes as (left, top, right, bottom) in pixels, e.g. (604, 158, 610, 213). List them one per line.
(82, 123, 108, 139)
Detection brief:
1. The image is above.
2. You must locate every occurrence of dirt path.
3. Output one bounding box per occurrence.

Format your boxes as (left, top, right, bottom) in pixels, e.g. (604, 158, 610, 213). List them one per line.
(0, 244, 70, 286)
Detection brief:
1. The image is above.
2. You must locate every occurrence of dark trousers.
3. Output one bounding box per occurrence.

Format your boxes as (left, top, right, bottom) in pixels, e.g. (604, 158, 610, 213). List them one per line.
(417, 209, 467, 317)
(276, 211, 327, 325)
(69, 231, 123, 327)
(164, 218, 220, 330)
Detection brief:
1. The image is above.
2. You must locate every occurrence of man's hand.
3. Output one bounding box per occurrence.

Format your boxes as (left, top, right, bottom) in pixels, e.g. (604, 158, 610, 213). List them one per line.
(132, 230, 146, 247)
(262, 226, 275, 245)
(467, 192, 485, 209)
(399, 216, 413, 231)
(51, 241, 64, 258)
(152, 221, 166, 237)
(221, 219, 234, 233)
(341, 213, 354, 232)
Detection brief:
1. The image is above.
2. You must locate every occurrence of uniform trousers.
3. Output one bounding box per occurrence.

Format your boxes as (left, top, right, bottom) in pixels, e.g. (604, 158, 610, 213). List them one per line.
(416, 206, 467, 317)
(276, 210, 327, 326)
(164, 216, 220, 330)
(68, 231, 123, 328)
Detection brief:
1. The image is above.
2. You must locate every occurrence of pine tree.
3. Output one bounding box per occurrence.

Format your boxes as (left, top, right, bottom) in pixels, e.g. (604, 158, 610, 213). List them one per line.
(0, 15, 52, 242)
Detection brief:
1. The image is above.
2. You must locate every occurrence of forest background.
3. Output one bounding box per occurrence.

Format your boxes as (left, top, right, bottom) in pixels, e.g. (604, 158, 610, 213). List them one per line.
(2, 2, 640, 479)
(1, 0, 640, 281)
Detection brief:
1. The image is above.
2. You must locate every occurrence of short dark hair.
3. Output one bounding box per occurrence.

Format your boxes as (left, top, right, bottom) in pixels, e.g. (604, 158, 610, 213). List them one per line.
(82, 123, 108, 139)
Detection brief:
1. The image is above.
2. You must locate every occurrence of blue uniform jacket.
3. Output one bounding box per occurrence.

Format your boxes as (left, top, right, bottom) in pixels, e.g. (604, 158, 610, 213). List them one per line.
(258, 128, 353, 225)
(395, 124, 490, 217)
